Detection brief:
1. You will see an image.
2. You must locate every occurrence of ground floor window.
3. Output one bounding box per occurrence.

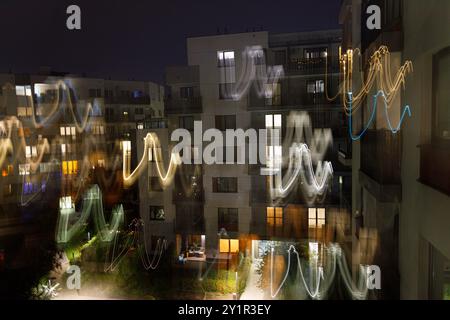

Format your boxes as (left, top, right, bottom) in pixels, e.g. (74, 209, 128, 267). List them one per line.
(219, 239, 239, 253)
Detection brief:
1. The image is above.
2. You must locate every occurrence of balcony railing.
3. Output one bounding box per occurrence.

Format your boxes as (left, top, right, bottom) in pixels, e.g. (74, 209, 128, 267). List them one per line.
(360, 129, 401, 185)
(248, 92, 332, 111)
(419, 144, 450, 196)
(285, 57, 340, 74)
(288, 57, 326, 74)
(172, 189, 204, 203)
(104, 96, 151, 105)
(165, 96, 202, 114)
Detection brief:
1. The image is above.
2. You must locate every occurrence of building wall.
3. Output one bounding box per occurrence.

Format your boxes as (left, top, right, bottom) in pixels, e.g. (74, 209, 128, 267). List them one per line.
(401, 0, 450, 299)
(186, 32, 269, 255)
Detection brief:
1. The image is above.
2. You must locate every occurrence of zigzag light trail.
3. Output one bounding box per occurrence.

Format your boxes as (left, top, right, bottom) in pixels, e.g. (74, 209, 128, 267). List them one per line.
(348, 90, 412, 141)
(122, 132, 181, 188)
(267, 143, 333, 201)
(263, 112, 334, 203)
(56, 185, 124, 244)
(222, 46, 284, 101)
(325, 46, 413, 115)
(103, 219, 168, 272)
(270, 244, 369, 300)
(0, 117, 50, 170)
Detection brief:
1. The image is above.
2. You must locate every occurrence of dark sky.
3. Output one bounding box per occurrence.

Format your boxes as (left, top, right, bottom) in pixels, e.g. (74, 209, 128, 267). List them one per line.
(0, 0, 341, 83)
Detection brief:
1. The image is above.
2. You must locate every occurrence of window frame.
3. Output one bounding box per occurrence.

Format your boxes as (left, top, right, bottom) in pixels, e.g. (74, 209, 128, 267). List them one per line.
(149, 206, 165, 221)
(218, 208, 239, 232)
(212, 177, 238, 193)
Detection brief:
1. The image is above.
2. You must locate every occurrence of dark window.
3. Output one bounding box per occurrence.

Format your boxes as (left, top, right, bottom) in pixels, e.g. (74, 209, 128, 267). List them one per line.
(180, 87, 194, 99)
(135, 108, 144, 115)
(218, 208, 238, 232)
(149, 177, 163, 192)
(89, 88, 102, 98)
(433, 46, 450, 142)
(274, 50, 287, 67)
(133, 90, 144, 98)
(104, 89, 113, 98)
(105, 107, 114, 121)
(219, 83, 235, 100)
(213, 177, 237, 193)
(179, 116, 194, 131)
(149, 206, 165, 221)
(215, 115, 236, 131)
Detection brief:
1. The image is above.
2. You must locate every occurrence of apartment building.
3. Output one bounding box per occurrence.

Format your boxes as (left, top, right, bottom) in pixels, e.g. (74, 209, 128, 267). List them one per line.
(0, 70, 164, 273)
(340, 0, 450, 299)
(156, 29, 351, 267)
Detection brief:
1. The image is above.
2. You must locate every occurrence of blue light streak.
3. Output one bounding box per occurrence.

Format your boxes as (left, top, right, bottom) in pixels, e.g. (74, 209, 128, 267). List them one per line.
(348, 91, 412, 141)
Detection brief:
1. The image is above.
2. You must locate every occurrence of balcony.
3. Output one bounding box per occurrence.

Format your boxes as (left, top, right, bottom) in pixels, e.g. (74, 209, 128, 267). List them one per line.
(360, 129, 401, 185)
(172, 189, 204, 203)
(165, 96, 202, 114)
(247, 92, 332, 111)
(104, 96, 151, 105)
(419, 144, 450, 196)
(287, 57, 338, 75)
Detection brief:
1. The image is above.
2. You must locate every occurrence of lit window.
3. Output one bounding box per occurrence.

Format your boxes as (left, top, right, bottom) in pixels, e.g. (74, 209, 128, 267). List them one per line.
(98, 159, 105, 167)
(219, 239, 239, 253)
(309, 242, 319, 258)
(15, 85, 32, 97)
(15, 86, 25, 96)
(25, 146, 31, 158)
(62, 160, 78, 175)
(59, 196, 73, 210)
(220, 239, 229, 253)
(230, 239, 239, 253)
(265, 114, 273, 128)
(217, 51, 235, 67)
(267, 207, 283, 227)
(17, 107, 28, 117)
(317, 208, 326, 228)
(19, 164, 30, 176)
(122, 141, 131, 152)
(307, 80, 325, 94)
(265, 114, 282, 169)
(308, 208, 326, 228)
(265, 114, 282, 129)
(265, 83, 281, 106)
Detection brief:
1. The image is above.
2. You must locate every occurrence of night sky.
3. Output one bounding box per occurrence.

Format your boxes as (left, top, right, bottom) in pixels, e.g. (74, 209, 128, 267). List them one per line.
(0, 0, 341, 83)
